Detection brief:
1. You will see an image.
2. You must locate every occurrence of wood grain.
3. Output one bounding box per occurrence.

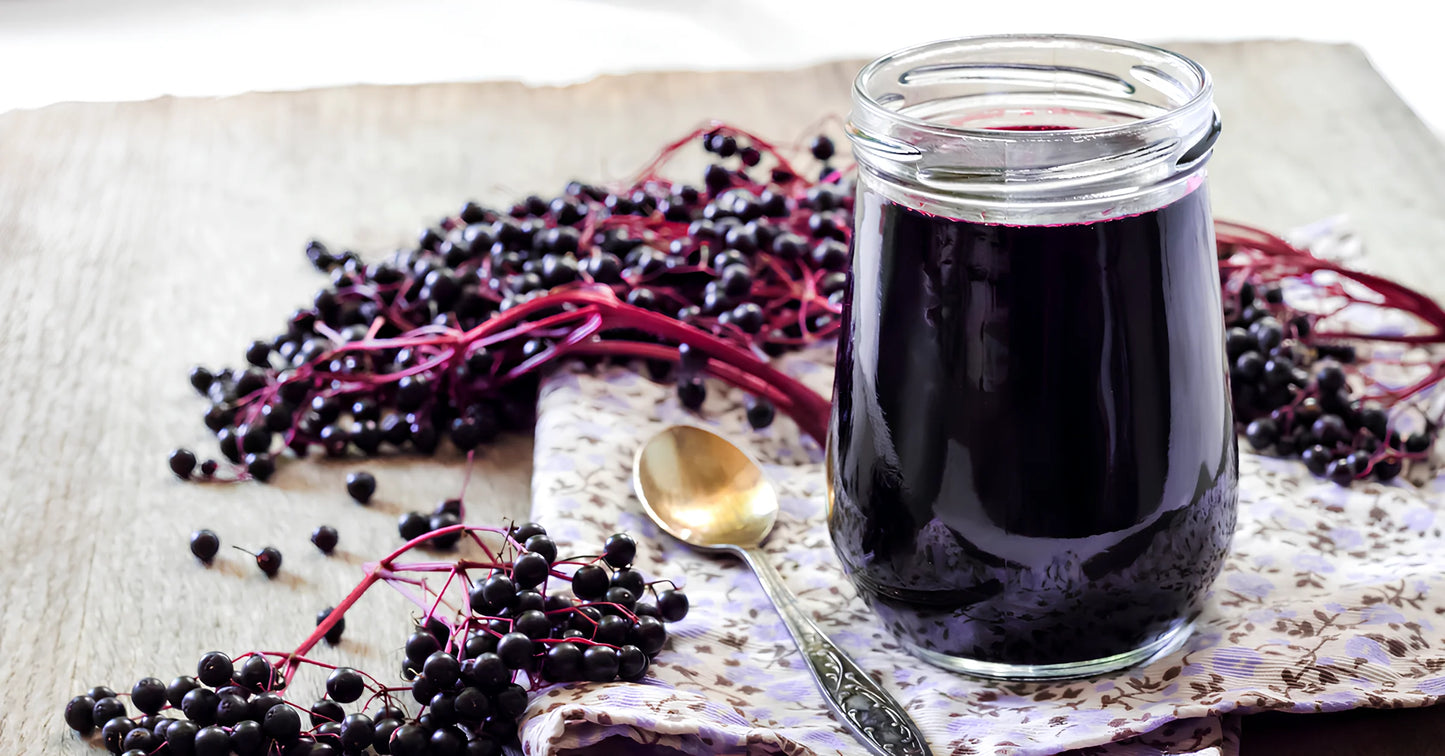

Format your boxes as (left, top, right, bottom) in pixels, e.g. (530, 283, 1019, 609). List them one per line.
(2, 40, 1443, 754)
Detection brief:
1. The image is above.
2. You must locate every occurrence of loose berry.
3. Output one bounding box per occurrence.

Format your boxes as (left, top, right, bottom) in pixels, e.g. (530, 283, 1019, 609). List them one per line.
(311, 525, 339, 554)
(346, 471, 376, 503)
(190, 529, 220, 563)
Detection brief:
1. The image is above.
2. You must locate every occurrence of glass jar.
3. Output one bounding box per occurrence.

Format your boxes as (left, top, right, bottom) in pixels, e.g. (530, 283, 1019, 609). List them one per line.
(827, 35, 1237, 680)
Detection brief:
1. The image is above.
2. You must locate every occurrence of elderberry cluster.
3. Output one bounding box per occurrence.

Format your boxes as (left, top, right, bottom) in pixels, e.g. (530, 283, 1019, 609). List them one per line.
(63, 653, 301, 756)
(171, 126, 849, 482)
(1225, 281, 1433, 485)
(65, 525, 688, 755)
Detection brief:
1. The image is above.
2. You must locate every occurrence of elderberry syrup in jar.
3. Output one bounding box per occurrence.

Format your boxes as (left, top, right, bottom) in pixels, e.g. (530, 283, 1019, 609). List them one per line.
(828, 35, 1237, 679)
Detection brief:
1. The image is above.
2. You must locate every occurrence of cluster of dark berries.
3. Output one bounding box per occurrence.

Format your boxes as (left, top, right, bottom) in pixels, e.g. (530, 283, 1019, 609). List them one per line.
(64, 652, 302, 756)
(167, 125, 846, 482)
(68, 524, 686, 755)
(1224, 280, 1434, 485)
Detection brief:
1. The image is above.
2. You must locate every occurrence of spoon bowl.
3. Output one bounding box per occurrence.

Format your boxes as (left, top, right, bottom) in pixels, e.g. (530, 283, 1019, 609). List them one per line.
(632, 424, 777, 551)
(632, 424, 932, 756)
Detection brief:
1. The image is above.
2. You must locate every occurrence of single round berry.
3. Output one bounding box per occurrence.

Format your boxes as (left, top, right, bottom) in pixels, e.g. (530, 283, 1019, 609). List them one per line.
(236, 654, 275, 691)
(602, 533, 637, 568)
(495, 632, 534, 669)
(677, 377, 706, 410)
(604, 586, 637, 611)
(398, 512, 430, 541)
(340, 713, 374, 752)
(610, 568, 645, 596)
(390, 724, 430, 756)
(1375, 456, 1403, 481)
(197, 651, 234, 687)
(181, 687, 220, 725)
(262, 702, 301, 740)
(87, 685, 117, 701)
(454, 686, 492, 722)
(633, 615, 667, 656)
(1313, 414, 1350, 446)
(230, 720, 265, 755)
(424, 651, 462, 689)
(482, 573, 518, 609)
(658, 589, 690, 622)
(244, 452, 276, 482)
(169, 448, 198, 479)
(745, 396, 776, 429)
(593, 614, 631, 646)
(255, 546, 283, 577)
(1316, 362, 1348, 394)
(1301, 445, 1332, 476)
(427, 512, 463, 549)
(494, 683, 529, 718)
(1244, 418, 1279, 450)
(190, 529, 220, 563)
(524, 534, 557, 564)
(582, 645, 620, 682)
(311, 525, 339, 554)
(130, 677, 166, 714)
(513, 609, 551, 640)
(317, 606, 346, 644)
(326, 667, 365, 703)
(215, 692, 250, 726)
(346, 471, 377, 503)
(513, 521, 547, 542)
(373, 718, 403, 754)
(311, 698, 345, 726)
(165, 720, 199, 753)
(512, 552, 550, 589)
(429, 691, 459, 726)
(1326, 458, 1356, 487)
(544, 642, 584, 682)
(192, 724, 229, 756)
(410, 673, 439, 705)
(431, 727, 466, 756)
(65, 695, 96, 732)
(809, 135, 836, 161)
(464, 652, 509, 689)
(570, 564, 609, 600)
(405, 629, 441, 664)
(618, 644, 649, 681)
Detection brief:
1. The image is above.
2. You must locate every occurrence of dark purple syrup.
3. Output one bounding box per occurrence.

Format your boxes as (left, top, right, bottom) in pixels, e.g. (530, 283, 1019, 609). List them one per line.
(828, 186, 1238, 668)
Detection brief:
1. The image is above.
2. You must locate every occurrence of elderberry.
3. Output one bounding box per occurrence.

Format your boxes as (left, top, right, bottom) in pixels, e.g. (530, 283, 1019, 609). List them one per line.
(346, 471, 376, 503)
(253, 546, 283, 577)
(190, 529, 220, 563)
(316, 607, 346, 644)
(311, 525, 339, 554)
(169, 448, 198, 479)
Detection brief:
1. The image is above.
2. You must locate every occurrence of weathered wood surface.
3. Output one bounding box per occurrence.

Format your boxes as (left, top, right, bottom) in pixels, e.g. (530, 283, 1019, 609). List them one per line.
(2, 40, 1443, 754)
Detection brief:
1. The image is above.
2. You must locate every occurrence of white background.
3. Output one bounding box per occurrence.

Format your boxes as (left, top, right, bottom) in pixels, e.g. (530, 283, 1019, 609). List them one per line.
(0, 0, 1439, 137)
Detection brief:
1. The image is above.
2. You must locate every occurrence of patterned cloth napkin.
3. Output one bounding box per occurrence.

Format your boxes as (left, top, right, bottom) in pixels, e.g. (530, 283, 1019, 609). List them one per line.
(514, 353, 1445, 756)
(514, 221, 1445, 755)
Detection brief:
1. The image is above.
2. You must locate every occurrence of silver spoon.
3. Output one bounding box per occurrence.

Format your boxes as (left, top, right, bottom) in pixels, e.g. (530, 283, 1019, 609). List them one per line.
(632, 424, 931, 756)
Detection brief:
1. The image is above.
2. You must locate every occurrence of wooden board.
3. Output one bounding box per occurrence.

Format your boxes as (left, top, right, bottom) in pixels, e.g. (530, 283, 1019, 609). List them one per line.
(3, 40, 1444, 754)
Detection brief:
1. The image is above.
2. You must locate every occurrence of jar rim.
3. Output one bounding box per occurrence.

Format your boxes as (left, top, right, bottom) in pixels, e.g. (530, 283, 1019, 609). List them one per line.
(852, 34, 1213, 140)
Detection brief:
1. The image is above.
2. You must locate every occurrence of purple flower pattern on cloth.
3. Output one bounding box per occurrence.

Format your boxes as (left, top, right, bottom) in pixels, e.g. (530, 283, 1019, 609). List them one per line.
(516, 350, 1445, 756)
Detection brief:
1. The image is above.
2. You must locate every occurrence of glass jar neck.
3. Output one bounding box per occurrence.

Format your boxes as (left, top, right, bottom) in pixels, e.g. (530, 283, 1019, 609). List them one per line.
(848, 35, 1218, 225)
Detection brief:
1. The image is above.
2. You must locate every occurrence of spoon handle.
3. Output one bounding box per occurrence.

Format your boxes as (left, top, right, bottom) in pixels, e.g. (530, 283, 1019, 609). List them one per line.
(740, 548, 932, 756)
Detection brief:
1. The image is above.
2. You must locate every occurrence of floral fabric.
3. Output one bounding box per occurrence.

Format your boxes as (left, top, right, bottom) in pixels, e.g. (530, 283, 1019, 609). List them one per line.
(514, 347, 1445, 756)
